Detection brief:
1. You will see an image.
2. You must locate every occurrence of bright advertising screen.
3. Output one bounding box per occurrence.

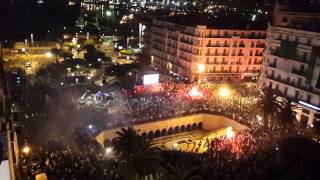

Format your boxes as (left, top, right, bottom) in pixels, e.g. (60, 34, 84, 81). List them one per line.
(143, 74, 159, 85)
(0, 160, 10, 180)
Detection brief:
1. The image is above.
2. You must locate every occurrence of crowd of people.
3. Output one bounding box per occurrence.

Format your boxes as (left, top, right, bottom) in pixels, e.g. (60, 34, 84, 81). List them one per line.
(75, 83, 261, 131)
(18, 82, 313, 179)
(18, 128, 120, 179)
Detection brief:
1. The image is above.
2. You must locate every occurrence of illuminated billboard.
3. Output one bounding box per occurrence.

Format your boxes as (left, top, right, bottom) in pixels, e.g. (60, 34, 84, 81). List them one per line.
(0, 160, 10, 180)
(143, 74, 159, 85)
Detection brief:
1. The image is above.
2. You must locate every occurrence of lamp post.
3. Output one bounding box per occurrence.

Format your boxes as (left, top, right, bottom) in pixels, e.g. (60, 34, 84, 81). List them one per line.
(197, 63, 205, 84)
(219, 87, 232, 115)
(22, 145, 31, 155)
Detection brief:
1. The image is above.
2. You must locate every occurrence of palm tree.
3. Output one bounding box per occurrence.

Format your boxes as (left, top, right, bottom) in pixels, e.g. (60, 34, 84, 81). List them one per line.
(51, 48, 60, 63)
(276, 100, 296, 133)
(113, 126, 141, 160)
(160, 162, 203, 180)
(113, 127, 161, 180)
(257, 88, 279, 128)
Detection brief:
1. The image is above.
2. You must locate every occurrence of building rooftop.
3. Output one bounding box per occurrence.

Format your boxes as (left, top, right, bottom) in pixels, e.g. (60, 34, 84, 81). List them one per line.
(157, 14, 268, 30)
(278, 0, 320, 13)
(289, 18, 320, 33)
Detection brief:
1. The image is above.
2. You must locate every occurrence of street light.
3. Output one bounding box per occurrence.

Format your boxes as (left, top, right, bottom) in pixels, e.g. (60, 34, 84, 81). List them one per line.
(105, 147, 112, 154)
(197, 63, 205, 73)
(22, 146, 31, 155)
(45, 52, 52, 58)
(106, 10, 112, 16)
(197, 64, 205, 84)
(219, 87, 230, 97)
(173, 143, 178, 150)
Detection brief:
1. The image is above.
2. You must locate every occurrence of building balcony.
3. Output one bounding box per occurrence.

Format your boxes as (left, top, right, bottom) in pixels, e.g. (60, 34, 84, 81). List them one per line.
(207, 44, 221, 47)
(168, 36, 178, 41)
(266, 74, 296, 86)
(242, 35, 266, 39)
(152, 45, 164, 51)
(180, 48, 193, 54)
(205, 53, 221, 56)
(270, 50, 307, 64)
(180, 39, 193, 45)
(255, 53, 263, 56)
(152, 31, 165, 37)
(291, 69, 306, 77)
(181, 31, 194, 36)
(256, 44, 265, 48)
(178, 56, 191, 62)
(266, 74, 319, 95)
(237, 53, 244, 56)
(167, 43, 177, 49)
(239, 44, 245, 47)
(220, 61, 228, 65)
(246, 70, 260, 73)
(266, 62, 276, 68)
(223, 44, 229, 47)
(152, 39, 163, 44)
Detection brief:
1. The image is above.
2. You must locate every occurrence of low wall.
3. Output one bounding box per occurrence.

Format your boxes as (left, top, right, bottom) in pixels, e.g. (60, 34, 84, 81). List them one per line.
(95, 113, 248, 147)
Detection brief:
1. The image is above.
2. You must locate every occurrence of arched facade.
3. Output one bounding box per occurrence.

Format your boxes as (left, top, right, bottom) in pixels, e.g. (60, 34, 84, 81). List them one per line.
(96, 114, 249, 147)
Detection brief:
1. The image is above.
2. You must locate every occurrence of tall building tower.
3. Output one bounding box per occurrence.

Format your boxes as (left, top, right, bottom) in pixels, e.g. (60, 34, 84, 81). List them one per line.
(260, 0, 320, 127)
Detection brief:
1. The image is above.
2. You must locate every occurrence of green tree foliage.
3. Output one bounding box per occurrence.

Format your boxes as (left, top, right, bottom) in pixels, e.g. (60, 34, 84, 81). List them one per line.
(113, 127, 161, 180)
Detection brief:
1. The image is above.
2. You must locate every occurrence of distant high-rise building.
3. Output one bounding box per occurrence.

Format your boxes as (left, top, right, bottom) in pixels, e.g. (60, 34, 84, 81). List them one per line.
(260, 0, 320, 127)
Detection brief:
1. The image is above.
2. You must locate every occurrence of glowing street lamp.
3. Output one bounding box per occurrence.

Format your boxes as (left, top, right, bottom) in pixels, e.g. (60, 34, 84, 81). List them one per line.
(197, 64, 205, 84)
(45, 52, 52, 58)
(219, 87, 230, 97)
(22, 146, 31, 155)
(105, 147, 112, 155)
(173, 143, 178, 149)
(197, 64, 205, 73)
(106, 10, 112, 16)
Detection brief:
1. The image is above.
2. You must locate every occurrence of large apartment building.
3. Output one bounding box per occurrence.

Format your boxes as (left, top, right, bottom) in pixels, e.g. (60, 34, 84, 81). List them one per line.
(149, 17, 267, 82)
(260, 0, 320, 127)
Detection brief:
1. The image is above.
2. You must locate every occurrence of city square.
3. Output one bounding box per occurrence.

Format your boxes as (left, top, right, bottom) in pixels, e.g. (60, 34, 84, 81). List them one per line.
(0, 0, 320, 180)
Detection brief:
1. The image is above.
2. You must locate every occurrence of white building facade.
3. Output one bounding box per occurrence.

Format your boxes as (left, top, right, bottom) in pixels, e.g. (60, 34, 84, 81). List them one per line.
(260, 26, 320, 127)
(260, 0, 320, 128)
(149, 19, 266, 82)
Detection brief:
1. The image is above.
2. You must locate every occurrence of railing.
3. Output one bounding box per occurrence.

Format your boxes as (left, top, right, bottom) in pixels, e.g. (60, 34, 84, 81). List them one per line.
(267, 63, 276, 68)
(256, 44, 265, 48)
(207, 44, 221, 47)
(178, 55, 191, 62)
(291, 69, 305, 76)
(167, 43, 177, 49)
(270, 50, 306, 63)
(180, 39, 193, 45)
(205, 53, 221, 56)
(180, 48, 193, 54)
